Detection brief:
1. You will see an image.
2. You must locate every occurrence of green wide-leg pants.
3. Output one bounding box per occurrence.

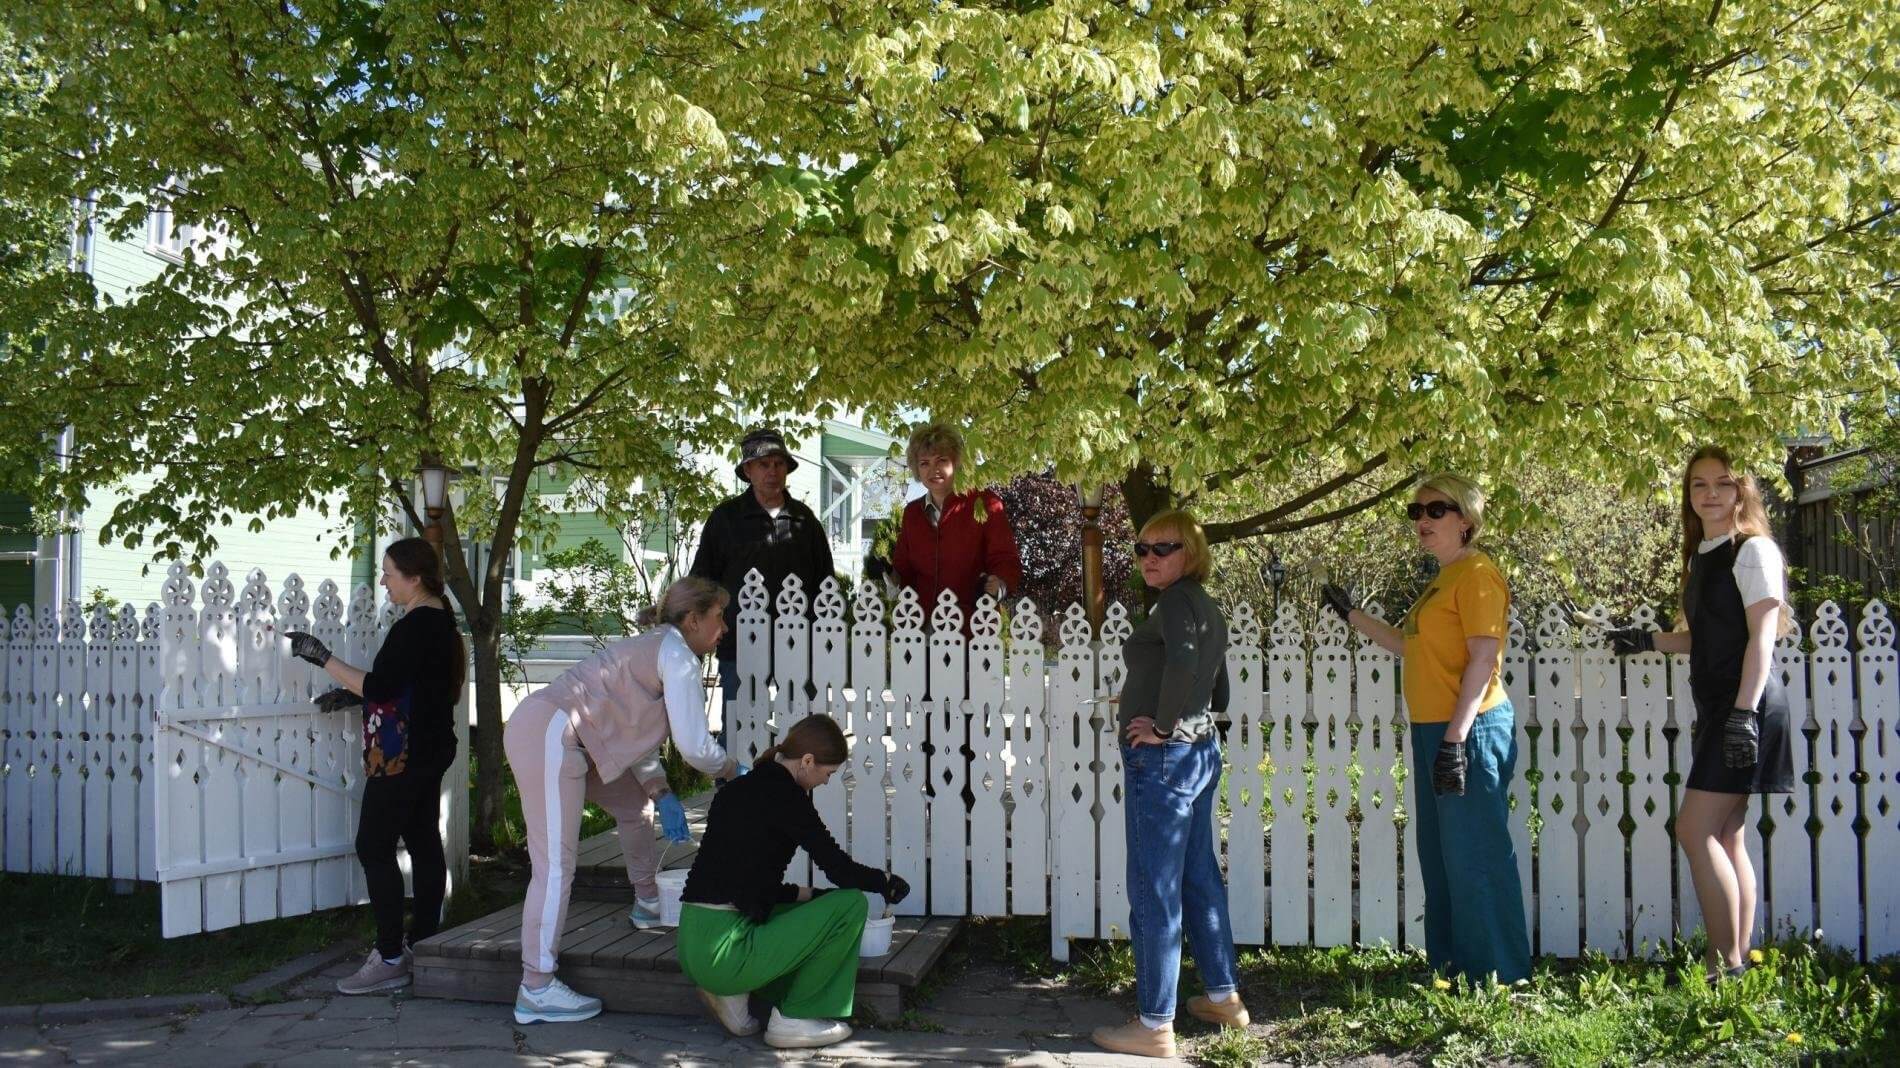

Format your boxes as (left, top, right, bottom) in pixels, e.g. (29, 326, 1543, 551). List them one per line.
(677, 890, 868, 1019)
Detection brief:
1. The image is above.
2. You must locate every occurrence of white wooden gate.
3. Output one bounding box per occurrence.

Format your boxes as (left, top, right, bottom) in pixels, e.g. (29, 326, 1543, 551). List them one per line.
(725, 569, 1900, 963)
(0, 561, 468, 939)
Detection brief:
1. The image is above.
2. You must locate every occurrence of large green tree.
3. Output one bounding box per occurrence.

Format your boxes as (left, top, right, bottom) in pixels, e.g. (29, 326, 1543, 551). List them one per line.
(0, 0, 737, 850)
(680, 0, 1897, 536)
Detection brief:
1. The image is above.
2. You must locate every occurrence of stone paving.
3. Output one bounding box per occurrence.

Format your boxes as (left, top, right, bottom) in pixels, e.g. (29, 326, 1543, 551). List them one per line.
(0, 952, 1235, 1067)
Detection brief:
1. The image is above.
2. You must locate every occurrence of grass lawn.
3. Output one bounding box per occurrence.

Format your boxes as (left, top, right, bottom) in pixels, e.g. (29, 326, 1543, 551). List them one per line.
(955, 918, 1898, 1067)
(0, 854, 530, 1008)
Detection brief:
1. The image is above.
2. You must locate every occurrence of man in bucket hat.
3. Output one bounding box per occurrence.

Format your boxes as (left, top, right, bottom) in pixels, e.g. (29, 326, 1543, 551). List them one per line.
(690, 429, 835, 730)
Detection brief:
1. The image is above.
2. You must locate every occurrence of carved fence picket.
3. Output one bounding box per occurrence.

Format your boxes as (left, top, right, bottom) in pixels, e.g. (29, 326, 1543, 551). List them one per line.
(1225, 605, 1267, 945)
(1355, 604, 1401, 947)
(1267, 605, 1308, 946)
(1311, 609, 1353, 947)
(1813, 603, 1858, 950)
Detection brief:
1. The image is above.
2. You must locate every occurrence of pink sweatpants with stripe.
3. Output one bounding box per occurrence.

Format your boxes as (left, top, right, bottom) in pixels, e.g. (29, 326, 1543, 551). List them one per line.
(504, 701, 662, 977)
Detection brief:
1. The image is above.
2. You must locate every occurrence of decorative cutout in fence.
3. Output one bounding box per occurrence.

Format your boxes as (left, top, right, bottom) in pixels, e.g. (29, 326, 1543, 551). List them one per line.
(0, 562, 469, 939)
(724, 570, 1900, 962)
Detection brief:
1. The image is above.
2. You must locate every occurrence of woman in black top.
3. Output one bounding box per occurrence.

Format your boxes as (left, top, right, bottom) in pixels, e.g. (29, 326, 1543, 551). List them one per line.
(678, 714, 909, 1050)
(285, 537, 466, 996)
(1608, 447, 1795, 984)
(1092, 509, 1244, 1061)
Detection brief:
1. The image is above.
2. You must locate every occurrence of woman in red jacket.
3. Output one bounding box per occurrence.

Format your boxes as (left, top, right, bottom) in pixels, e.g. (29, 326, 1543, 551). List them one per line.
(890, 422, 1023, 626)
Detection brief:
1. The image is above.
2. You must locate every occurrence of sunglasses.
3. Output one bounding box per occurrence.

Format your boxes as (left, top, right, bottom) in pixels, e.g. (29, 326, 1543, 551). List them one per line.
(1134, 541, 1184, 558)
(1406, 501, 1463, 521)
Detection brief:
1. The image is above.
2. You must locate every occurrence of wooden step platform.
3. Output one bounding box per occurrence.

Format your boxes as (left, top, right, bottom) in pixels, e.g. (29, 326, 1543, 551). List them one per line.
(412, 900, 959, 1019)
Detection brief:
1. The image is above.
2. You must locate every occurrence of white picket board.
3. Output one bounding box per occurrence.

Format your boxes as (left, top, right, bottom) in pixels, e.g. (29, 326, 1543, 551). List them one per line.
(1225, 605, 1268, 945)
(30, 605, 58, 874)
(928, 592, 967, 710)
(887, 690, 928, 917)
(810, 694, 850, 890)
(274, 576, 316, 917)
(1533, 606, 1582, 958)
(1577, 615, 1628, 957)
(1857, 603, 1897, 957)
(848, 695, 889, 874)
(83, 606, 113, 878)
(1312, 609, 1352, 947)
(1354, 604, 1401, 947)
(2, 609, 29, 872)
(810, 578, 848, 712)
(1766, 615, 1812, 939)
(927, 698, 968, 916)
(1267, 606, 1307, 946)
(1005, 602, 1048, 916)
(732, 570, 772, 766)
(1623, 606, 1672, 955)
(969, 699, 1008, 915)
(1047, 605, 1095, 954)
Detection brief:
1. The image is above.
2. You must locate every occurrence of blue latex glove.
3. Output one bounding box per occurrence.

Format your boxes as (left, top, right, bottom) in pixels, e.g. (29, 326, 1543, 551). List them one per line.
(734, 762, 750, 778)
(657, 794, 691, 843)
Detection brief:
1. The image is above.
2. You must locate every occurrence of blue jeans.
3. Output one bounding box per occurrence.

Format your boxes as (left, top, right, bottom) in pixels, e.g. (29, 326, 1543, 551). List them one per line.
(1122, 735, 1240, 1022)
(1411, 701, 1532, 984)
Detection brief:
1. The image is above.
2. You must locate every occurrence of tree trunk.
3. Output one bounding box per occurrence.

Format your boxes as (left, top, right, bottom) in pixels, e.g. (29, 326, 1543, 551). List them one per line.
(468, 612, 505, 856)
(1119, 460, 1174, 538)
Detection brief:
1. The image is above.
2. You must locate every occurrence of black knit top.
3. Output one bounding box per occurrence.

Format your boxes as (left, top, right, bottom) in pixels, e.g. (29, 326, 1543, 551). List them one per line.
(681, 760, 889, 923)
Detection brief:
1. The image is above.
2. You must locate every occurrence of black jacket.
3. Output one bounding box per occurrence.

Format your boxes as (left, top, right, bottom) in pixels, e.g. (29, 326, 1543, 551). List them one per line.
(680, 760, 888, 923)
(361, 606, 462, 777)
(689, 491, 835, 661)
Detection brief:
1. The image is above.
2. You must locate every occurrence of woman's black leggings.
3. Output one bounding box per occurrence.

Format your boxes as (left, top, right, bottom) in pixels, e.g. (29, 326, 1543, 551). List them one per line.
(356, 762, 449, 960)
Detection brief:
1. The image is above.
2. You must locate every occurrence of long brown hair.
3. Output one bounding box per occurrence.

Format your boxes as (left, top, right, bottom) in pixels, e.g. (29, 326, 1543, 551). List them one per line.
(385, 536, 468, 692)
(757, 713, 850, 767)
(1677, 447, 1791, 634)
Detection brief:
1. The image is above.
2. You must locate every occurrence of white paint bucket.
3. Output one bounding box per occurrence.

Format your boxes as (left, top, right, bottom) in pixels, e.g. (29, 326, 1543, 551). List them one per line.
(657, 869, 689, 927)
(860, 915, 895, 958)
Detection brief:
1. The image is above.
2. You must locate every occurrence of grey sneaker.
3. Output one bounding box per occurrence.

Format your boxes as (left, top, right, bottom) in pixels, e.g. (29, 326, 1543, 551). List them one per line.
(336, 947, 411, 995)
(629, 896, 664, 929)
(514, 977, 602, 1025)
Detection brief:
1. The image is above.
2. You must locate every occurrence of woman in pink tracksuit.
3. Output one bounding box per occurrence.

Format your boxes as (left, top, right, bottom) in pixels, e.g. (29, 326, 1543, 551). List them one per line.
(503, 576, 743, 1024)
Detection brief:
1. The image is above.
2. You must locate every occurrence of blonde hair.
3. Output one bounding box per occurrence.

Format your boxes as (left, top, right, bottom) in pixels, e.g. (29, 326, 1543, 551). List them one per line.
(1137, 509, 1213, 582)
(635, 576, 729, 629)
(1678, 446, 1792, 634)
(1416, 472, 1485, 545)
(905, 422, 965, 472)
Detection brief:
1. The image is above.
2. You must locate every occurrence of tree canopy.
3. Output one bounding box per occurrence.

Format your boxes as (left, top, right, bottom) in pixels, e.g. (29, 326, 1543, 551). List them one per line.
(0, 0, 741, 846)
(679, 0, 1898, 535)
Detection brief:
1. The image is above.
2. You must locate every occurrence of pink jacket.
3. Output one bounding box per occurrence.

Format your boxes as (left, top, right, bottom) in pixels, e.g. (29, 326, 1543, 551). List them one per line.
(512, 626, 733, 785)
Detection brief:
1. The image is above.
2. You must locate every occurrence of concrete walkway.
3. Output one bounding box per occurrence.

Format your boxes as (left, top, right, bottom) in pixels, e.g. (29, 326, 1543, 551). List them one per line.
(0, 953, 1209, 1067)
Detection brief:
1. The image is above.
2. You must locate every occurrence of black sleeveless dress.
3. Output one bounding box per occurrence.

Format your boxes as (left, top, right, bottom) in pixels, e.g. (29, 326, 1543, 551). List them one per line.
(1684, 537, 1795, 794)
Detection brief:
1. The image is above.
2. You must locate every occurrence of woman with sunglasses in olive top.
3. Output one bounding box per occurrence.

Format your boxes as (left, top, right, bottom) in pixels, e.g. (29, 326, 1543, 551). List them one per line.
(1320, 474, 1530, 986)
(1091, 509, 1244, 1060)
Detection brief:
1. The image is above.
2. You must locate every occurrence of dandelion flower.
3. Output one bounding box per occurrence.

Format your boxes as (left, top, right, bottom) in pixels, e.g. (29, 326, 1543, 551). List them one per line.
(1433, 978, 1452, 991)
(1749, 949, 1764, 964)
(1785, 1033, 1803, 1045)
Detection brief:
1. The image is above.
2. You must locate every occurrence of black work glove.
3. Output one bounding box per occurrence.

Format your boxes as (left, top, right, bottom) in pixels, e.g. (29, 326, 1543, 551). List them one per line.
(284, 630, 332, 668)
(1723, 708, 1760, 769)
(1319, 584, 1355, 622)
(1432, 739, 1467, 796)
(1606, 627, 1655, 656)
(314, 688, 362, 714)
(882, 873, 911, 906)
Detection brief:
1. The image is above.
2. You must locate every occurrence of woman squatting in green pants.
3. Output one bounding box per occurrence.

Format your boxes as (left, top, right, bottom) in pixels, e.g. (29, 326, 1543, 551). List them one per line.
(677, 714, 911, 1050)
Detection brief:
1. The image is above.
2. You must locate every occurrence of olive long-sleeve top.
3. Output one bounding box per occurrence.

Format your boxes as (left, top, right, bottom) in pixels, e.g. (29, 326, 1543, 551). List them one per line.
(1116, 578, 1230, 743)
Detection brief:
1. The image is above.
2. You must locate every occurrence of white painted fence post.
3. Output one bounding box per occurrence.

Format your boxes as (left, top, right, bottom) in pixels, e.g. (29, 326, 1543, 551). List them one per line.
(1005, 601, 1048, 918)
(1355, 604, 1401, 947)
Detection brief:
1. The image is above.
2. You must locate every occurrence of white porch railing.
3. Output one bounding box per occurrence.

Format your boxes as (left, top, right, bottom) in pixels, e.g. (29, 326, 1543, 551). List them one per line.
(724, 571, 1900, 962)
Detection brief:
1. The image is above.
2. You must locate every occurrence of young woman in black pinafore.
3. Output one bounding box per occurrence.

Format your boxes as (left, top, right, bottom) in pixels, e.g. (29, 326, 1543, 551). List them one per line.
(1608, 447, 1794, 983)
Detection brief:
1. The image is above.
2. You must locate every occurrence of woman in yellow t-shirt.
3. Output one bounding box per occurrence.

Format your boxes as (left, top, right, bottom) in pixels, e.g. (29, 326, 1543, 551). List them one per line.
(1320, 473, 1530, 984)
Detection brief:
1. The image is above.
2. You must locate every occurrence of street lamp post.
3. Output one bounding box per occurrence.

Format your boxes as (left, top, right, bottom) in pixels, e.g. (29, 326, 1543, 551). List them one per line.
(1266, 546, 1287, 619)
(419, 461, 452, 555)
(1077, 483, 1105, 635)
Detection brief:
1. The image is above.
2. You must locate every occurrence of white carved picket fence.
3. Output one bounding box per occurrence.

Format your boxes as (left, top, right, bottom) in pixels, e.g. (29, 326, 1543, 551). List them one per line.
(0, 562, 470, 938)
(725, 571, 1900, 962)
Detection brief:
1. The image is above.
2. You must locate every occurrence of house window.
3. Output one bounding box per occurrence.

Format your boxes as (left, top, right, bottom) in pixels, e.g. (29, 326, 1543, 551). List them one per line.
(146, 185, 192, 262)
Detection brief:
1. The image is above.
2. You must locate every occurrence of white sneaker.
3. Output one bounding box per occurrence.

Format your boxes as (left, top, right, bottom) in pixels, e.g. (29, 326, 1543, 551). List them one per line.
(763, 1007, 852, 1049)
(697, 987, 761, 1036)
(513, 976, 603, 1024)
